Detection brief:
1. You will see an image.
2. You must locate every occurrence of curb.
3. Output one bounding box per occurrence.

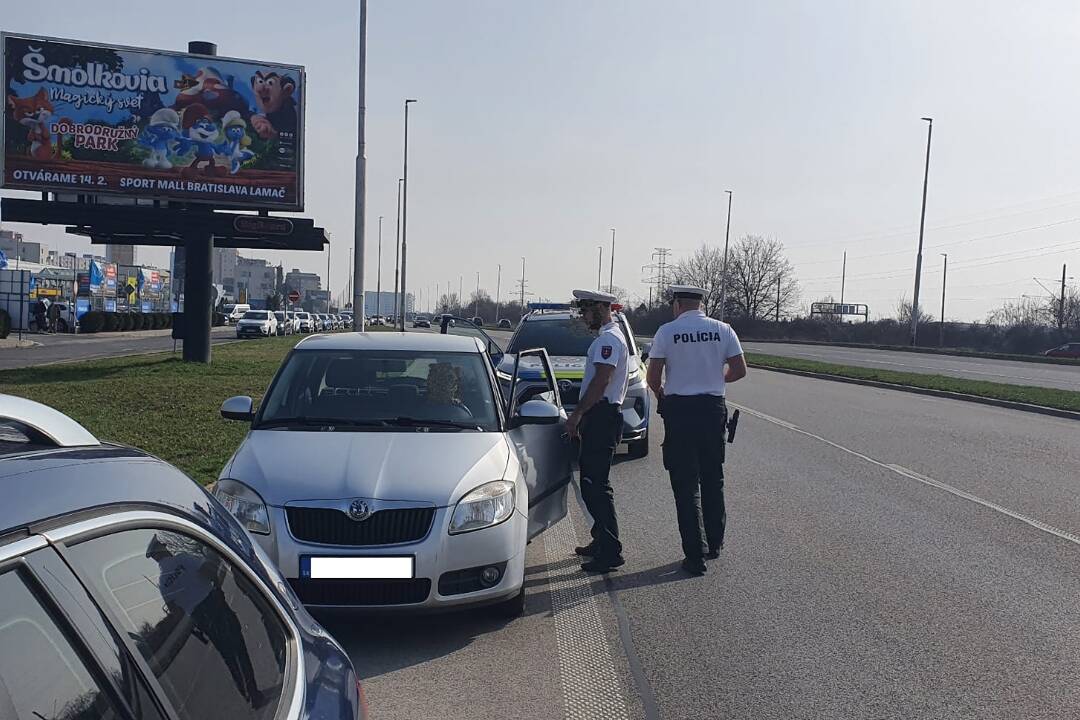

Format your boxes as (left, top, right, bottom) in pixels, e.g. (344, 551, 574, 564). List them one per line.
(751, 363, 1080, 422)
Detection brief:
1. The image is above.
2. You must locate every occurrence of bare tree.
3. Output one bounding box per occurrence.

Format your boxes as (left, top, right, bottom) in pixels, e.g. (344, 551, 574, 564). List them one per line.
(986, 297, 1048, 328)
(672, 245, 726, 317)
(727, 235, 799, 320)
(895, 296, 934, 325)
(1049, 286, 1080, 331)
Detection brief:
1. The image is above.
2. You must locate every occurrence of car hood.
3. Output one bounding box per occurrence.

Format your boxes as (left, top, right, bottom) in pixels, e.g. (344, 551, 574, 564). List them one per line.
(224, 430, 511, 507)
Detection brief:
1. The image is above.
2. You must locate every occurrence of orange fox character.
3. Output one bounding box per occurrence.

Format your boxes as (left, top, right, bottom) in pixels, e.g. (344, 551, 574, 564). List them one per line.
(7, 88, 59, 161)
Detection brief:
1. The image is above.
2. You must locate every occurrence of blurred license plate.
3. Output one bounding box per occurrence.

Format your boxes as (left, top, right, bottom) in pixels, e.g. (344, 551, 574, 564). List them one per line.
(301, 556, 414, 579)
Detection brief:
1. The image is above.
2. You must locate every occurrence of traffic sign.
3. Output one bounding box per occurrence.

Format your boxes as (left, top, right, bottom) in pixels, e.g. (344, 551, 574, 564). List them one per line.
(288, 290, 301, 303)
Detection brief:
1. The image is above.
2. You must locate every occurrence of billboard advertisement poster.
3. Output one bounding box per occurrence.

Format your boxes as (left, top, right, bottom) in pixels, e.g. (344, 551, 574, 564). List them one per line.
(89, 259, 104, 291)
(103, 261, 117, 293)
(2, 33, 304, 209)
(141, 301, 151, 312)
(105, 298, 116, 312)
(75, 297, 90, 318)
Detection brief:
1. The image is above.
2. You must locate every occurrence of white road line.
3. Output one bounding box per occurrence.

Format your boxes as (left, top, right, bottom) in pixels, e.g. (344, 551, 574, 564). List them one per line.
(545, 509, 631, 720)
(732, 403, 1080, 549)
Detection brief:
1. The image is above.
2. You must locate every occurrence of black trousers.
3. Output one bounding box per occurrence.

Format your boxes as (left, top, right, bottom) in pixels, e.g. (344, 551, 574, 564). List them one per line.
(578, 401, 624, 559)
(660, 394, 727, 560)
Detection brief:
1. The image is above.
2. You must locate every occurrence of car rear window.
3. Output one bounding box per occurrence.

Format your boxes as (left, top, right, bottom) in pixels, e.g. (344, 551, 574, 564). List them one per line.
(508, 317, 595, 357)
(0, 568, 122, 720)
(66, 528, 288, 720)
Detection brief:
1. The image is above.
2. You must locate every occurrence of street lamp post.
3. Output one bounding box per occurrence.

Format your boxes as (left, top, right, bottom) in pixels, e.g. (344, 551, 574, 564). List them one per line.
(520, 257, 526, 310)
(609, 228, 616, 293)
(352, 0, 368, 330)
(597, 246, 603, 291)
(375, 215, 383, 319)
(910, 117, 933, 346)
(399, 99, 417, 330)
(474, 271, 480, 318)
(939, 252, 947, 347)
(720, 190, 733, 320)
(495, 264, 502, 322)
(393, 178, 402, 321)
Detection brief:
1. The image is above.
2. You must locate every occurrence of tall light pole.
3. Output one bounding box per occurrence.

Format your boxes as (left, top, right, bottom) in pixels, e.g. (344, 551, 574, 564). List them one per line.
(597, 246, 603, 290)
(720, 190, 733, 320)
(474, 271, 480, 317)
(609, 228, 616, 293)
(520, 257, 526, 310)
(459, 275, 463, 311)
(351, 0, 368, 330)
(392, 178, 402, 321)
(375, 215, 383, 319)
(910, 117, 933, 346)
(399, 98, 417, 330)
(840, 251, 847, 308)
(939, 252, 947, 347)
(495, 264, 502, 322)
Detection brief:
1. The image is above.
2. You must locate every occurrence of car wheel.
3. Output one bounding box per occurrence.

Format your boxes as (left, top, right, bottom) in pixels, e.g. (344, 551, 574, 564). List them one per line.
(491, 586, 525, 619)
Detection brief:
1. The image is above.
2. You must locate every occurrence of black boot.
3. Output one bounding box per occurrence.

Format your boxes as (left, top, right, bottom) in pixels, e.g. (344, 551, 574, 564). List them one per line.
(705, 546, 722, 560)
(681, 557, 707, 576)
(581, 555, 625, 573)
(574, 543, 597, 557)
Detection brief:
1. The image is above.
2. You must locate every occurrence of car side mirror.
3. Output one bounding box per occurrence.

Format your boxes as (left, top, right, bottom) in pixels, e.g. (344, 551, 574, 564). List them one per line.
(220, 395, 255, 422)
(640, 342, 652, 361)
(510, 399, 561, 428)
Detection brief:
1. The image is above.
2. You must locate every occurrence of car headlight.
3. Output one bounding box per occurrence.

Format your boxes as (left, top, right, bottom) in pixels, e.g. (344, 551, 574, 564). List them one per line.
(214, 479, 271, 535)
(449, 480, 516, 535)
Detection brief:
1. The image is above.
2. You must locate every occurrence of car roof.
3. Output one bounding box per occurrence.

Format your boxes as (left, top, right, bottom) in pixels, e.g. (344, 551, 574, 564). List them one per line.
(294, 331, 482, 353)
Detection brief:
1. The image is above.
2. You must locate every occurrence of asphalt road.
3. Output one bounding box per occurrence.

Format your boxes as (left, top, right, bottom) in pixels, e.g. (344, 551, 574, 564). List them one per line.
(324, 370, 1080, 719)
(0, 325, 238, 370)
(743, 341, 1080, 392)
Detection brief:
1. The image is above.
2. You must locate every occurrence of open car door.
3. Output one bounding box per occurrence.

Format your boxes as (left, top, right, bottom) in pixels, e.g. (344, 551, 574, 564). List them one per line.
(440, 316, 504, 369)
(505, 347, 573, 539)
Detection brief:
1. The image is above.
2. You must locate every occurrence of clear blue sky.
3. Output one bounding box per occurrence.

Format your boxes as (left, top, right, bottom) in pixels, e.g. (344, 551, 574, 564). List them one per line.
(3, 1, 1079, 320)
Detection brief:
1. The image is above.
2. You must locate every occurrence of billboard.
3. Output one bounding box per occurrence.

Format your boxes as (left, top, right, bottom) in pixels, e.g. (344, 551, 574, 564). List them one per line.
(2, 33, 304, 209)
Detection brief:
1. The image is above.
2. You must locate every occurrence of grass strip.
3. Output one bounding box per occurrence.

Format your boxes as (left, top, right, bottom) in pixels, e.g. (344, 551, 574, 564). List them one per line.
(746, 352, 1080, 413)
(2, 335, 304, 484)
(744, 338, 1080, 366)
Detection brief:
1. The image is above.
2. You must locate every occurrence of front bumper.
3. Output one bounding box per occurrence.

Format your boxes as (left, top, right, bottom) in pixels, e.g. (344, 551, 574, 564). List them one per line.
(255, 504, 528, 611)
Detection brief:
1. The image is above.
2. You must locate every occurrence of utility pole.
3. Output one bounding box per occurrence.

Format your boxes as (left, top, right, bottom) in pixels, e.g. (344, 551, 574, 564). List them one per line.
(1061, 263, 1068, 331)
(642, 248, 672, 306)
(776, 275, 781, 322)
(474, 271, 480, 317)
(459, 275, 463, 312)
(609, 228, 616, 293)
(520, 256, 526, 310)
(597, 246, 603, 290)
(352, 0, 367, 330)
(910, 117, 933, 346)
(939, 252, 948, 347)
(840, 251, 847, 307)
(393, 178, 402, 321)
(399, 99, 417, 330)
(495, 264, 502, 322)
(720, 190, 733, 320)
(326, 235, 332, 312)
(375, 215, 383, 318)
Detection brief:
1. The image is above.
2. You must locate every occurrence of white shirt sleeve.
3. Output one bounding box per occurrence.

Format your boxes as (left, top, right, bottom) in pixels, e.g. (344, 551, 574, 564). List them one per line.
(592, 334, 621, 367)
(726, 325, 744, 358)
(649, 326, 668, 360)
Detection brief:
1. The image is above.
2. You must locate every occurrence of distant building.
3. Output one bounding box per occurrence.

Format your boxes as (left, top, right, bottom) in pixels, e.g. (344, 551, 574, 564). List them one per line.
(236, 256, 277, 303)
(0, 229, 45, 264)
(106, 244, 136, 266)
(212, 248, 239, 295)
(45, 250, 100, 271)
(363, 291, 401, 317)
(285, 268, 321, 300)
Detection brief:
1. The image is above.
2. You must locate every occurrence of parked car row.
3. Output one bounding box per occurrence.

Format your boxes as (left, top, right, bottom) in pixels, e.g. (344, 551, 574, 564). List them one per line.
(236, 311, 353, 339)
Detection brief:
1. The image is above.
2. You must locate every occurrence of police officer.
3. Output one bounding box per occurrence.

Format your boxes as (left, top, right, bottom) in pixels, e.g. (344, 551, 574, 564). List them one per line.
(646, 285, 747, 576)
(566, 289, 629, 573)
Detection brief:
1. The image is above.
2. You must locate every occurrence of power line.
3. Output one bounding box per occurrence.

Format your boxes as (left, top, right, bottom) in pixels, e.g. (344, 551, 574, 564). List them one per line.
(641, 247, 672, 306)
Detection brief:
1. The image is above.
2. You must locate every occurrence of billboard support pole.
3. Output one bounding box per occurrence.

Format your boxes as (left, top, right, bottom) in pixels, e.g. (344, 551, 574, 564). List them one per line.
(181, 40, 218, 363)
(352, 0, 368, 330)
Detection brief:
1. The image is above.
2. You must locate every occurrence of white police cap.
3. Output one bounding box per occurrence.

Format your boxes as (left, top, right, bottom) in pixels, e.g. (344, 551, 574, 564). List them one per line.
(668, 284, 706, 300)
(571, 289, 618, 305)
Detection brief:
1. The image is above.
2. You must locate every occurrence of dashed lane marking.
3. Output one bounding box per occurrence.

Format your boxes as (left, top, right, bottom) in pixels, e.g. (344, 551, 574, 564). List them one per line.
(545, 510, 632, 720)
(733, 403, 1080, 549)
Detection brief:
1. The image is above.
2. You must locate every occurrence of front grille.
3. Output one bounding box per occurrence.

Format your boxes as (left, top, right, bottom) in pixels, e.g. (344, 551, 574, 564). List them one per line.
(286, 506, 435, 546)
(288, 578, 431, 606)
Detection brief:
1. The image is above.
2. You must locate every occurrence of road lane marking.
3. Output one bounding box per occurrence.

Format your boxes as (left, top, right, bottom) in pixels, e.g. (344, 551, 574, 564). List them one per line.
(732, 403, 1080, 549)
(545, 511, 631, 719)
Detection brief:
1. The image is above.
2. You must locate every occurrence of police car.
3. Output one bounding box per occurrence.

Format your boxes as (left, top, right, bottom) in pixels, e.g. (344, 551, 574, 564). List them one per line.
(492, 303, 651, 457)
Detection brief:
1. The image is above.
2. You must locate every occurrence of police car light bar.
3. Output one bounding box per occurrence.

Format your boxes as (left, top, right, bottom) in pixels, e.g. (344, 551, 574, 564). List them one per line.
(528, 302, 572, 311)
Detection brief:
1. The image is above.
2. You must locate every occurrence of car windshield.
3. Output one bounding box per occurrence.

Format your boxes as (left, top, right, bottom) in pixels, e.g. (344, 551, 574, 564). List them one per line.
(257, 349, 500, 431)
(242, 311, 267, 320)
(507, 317, 595, 357)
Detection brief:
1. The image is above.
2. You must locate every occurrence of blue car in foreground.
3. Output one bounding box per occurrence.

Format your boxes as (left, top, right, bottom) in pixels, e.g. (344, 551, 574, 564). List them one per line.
(0, 393, 366, 720)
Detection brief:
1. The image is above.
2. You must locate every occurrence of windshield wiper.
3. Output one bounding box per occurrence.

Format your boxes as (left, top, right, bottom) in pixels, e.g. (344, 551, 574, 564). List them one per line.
(380, 417, 482, 431)
(256, 417, 388, 429)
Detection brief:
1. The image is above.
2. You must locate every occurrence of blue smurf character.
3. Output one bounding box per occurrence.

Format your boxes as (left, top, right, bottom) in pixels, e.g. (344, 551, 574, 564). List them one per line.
(137, 108, 183, 169)
(176, 103, 223, 175)
(217, 110, 255, 175)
